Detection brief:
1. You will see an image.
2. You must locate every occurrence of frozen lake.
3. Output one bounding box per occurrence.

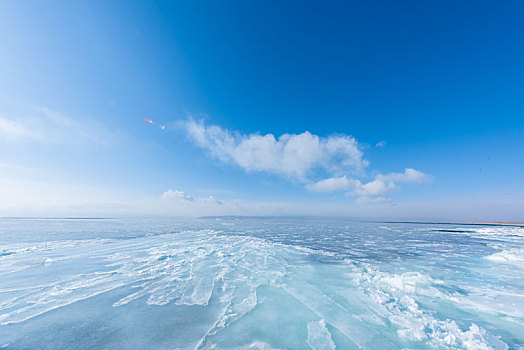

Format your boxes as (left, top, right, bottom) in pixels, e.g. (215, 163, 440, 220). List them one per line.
(0, 217, 522, 349)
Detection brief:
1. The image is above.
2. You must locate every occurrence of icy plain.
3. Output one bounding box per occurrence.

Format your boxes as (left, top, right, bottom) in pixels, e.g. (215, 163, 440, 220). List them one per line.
(0, 218, 522, 349)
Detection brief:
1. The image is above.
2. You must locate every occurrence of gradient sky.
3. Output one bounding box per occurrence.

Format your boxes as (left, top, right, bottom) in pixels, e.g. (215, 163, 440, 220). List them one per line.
(1, 1, 523, 220)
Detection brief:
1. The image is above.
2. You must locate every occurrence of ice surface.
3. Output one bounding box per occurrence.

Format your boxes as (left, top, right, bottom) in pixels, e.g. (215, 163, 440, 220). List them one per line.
(485, 247, 524, 266)
(307, 320, 335, 350)
(0, 218, 522, 349)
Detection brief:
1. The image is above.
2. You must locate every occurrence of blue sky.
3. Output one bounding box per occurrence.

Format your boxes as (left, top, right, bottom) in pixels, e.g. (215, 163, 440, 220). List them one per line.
(0, 1, 523, 220)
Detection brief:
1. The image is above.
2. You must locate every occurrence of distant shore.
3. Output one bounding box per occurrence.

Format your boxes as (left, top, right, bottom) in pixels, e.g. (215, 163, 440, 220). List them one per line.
(373, 220, 524, 227)
(480, 222, 524, 227)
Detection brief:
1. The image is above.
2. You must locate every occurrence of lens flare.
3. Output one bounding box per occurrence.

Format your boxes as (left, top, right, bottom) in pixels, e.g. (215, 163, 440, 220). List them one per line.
(144, 118, 165, 130)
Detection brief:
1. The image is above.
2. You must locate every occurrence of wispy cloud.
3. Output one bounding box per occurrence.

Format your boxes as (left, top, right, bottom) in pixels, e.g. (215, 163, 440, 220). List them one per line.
(0, 162, 41, 172)
(356, 196, 392, 204)
(161, 189, 223, 205)
(184, 119, 430, 199)
(161, 189, 194, 201)
(0, 107, 119, 145)
(0, 116, 41, 141)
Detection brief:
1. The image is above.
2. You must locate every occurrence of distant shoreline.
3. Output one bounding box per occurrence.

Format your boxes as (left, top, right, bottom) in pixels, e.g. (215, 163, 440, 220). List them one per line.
(199, 217, 524, 227)
(1, 216, 523, 227)
(480, 222, 524, 227)
(377, 220, 524, 227)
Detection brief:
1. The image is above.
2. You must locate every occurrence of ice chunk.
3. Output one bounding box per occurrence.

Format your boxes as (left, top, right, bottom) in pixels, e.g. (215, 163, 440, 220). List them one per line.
(307, 320, 335, 350)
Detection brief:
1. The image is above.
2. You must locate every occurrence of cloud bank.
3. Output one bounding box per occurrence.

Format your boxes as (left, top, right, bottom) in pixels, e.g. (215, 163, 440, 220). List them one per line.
(184, 119, 430, 198)
(1, 179, 523, 222)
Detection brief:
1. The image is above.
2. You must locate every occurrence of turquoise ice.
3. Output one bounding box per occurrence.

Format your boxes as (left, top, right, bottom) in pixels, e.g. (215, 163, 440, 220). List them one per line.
(0, 218, 522, 349)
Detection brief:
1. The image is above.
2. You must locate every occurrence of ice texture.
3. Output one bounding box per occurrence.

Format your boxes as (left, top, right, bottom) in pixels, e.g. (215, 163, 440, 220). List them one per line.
(307, 320, 335, 350)
(0, 218, 522, 349)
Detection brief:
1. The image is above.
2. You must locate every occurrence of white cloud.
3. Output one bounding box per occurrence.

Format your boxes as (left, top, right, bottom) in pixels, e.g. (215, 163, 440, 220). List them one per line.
(376, 140, 386, 147)
(161, 189, 194, 201)
(309, 168, 430, 197)
(161, 189, 224, 205)
(184, 119, 430, 199)
(377, 168, 430, 184)
(185, 119, 367, 181)
(307, 175, 354, 192)
(353, 178, 397, 196)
